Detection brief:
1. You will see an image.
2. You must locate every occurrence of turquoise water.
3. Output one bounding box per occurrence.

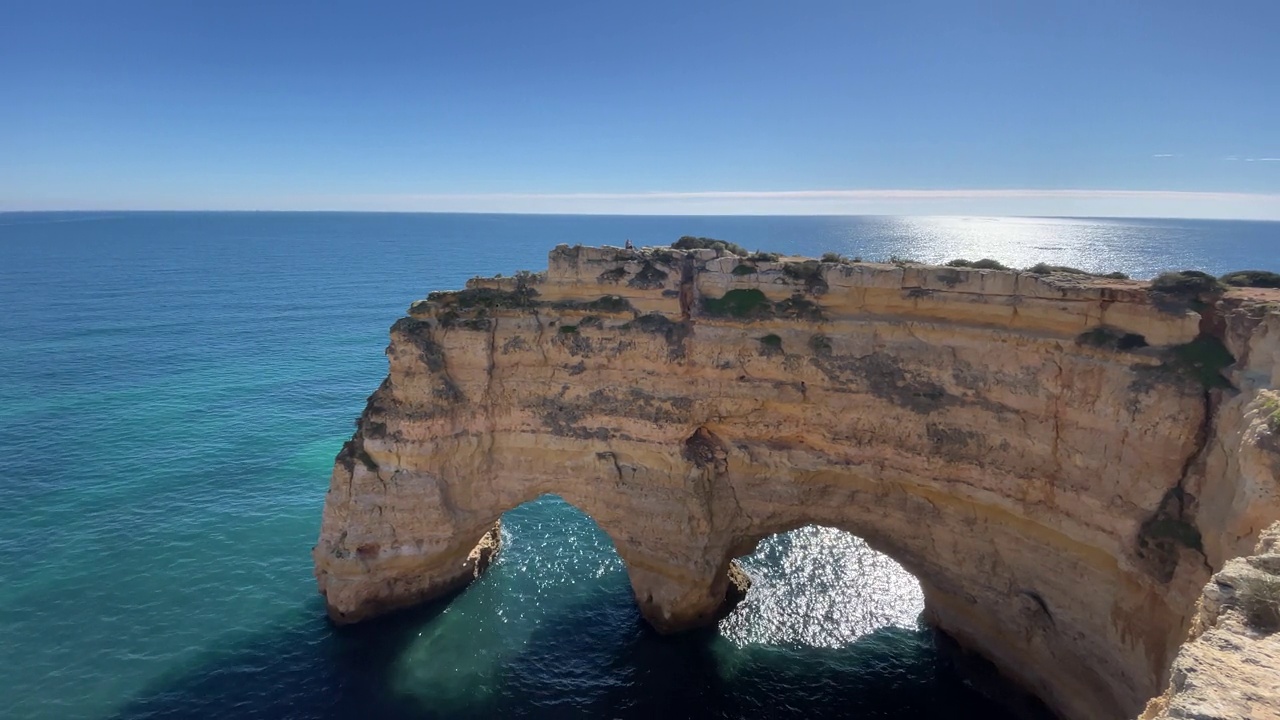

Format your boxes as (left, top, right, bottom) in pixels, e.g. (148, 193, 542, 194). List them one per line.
(2, 213, 1277, 720)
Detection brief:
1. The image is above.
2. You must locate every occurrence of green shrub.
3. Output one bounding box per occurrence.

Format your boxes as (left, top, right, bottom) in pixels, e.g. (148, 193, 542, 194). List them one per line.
(731, 264, 758, 276)
(582, 295, 632, 313)
(946, 258, 1010, 270)
(1239, 574, 1280, 632)
(428, 285, 540, 309)
(702, 289, 773, 319)
(673, 236, 748, 256)
(1151, 270, 1226, 297)
(758, 334, 784, 354)
(1023, 263, 1128, 279)
(782, 260, 829, 293)
(1169, 335, 1236, 390)
(1263, 395, 1280, 433)
(1220, 270, 1280, 289)
(821, 252, 851, 264)
(748, 251, 781, 262)
(1025, 262, 1089, 275)
(809, 334, 833, 355)
(558, 324, 578, 334)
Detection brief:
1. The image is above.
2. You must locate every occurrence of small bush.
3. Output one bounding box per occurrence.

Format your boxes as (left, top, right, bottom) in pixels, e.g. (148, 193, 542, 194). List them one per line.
(1023, 263, 1128, 279)
(758, 334, 784, 355)
(821, 252, 852, 264)
(673, 236, 748, 256)
(702, 289, 773, 319)
(886, 255, 920, 265)
(731, 264, 758, 276)
(1151, 270, 1226, 298)
(782, 260, 829, 293)
(748, 251, 781, 262)
(428, 285, 540, 310)
(627, 261, 670, 290)
(1220, 270, 1280, 289)
(1238, 574, 1280, 632)
(1263, 395, 1280, 433)
(1025, 262, 1089, 275)
(809, 334, 833, 355)
(1169, 334, 1236, 390)
(582, 295, 632, 313)
(558, 324, 578, 334)
(946, 258, 1010, 270)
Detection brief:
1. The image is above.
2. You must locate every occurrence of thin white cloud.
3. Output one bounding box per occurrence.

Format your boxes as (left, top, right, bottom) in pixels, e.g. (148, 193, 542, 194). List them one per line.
(1152, 153, 1176, 158)
(1245, 157, 1280, 162)
(6, 188, 1279, 220)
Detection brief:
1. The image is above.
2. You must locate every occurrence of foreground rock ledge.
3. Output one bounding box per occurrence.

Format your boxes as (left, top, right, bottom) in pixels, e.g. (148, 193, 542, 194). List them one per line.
(314, 246, 1280, 720)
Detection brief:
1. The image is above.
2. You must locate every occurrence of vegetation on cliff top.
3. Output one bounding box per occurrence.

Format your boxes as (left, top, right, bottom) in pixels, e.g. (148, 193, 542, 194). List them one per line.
(946, 258, 1010, 270)
(672, 235, 748, 256)
(1220, 270, 1280, 289)
(1150, 270, 1227, 297)
(1023, 262, 1129, 279)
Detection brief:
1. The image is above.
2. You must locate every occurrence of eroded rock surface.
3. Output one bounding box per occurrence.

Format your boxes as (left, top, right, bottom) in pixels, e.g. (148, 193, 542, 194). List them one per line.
(1140, 523, 1280, 720)
(313, 245, 1280, 720)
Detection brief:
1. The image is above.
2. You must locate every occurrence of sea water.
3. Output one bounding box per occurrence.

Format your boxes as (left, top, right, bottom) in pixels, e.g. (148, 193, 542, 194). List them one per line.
(1, 212, 1276, 720)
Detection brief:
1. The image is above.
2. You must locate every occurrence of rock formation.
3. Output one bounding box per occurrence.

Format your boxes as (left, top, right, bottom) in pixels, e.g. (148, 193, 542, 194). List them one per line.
(1140, 522, 1280, 719)
(313, 245, 1280, 720)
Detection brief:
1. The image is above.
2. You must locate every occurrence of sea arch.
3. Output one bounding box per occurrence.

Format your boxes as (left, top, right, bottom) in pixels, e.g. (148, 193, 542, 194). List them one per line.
(314, 246, 1280, 720)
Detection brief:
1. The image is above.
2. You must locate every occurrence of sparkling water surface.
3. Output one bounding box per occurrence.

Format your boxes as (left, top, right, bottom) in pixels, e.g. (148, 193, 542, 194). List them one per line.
(1, 213, 1277, 720)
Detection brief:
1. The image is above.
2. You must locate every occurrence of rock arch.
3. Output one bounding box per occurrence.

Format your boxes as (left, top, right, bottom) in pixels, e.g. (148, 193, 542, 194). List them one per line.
(315, 246, 1280, 720)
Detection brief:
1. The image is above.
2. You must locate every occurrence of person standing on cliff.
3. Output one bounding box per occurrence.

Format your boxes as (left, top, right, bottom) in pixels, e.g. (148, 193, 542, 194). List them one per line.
(624, 239, 633, 250)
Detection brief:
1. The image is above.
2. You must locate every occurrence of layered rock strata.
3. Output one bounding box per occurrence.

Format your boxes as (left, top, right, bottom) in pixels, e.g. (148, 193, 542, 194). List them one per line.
(314, 245, 1280, 720)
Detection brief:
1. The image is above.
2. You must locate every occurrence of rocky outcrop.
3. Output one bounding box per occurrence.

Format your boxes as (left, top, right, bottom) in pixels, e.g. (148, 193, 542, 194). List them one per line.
(1140, 522, 1280, 720)
(313, 245, 1280, 720)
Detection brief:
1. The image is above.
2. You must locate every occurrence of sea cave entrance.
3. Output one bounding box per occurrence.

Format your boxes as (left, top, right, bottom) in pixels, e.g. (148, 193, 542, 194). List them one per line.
(723, 524, 925, 647)
(386, 497, 1017, 719)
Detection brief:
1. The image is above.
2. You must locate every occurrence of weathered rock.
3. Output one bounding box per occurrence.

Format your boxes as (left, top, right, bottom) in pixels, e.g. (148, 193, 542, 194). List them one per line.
(1140, 523, 1280, 720)
(313, 245, 1280, 720)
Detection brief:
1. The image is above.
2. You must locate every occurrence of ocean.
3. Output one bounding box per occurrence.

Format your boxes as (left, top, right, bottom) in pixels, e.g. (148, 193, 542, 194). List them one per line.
(1, 212, 1277, 720)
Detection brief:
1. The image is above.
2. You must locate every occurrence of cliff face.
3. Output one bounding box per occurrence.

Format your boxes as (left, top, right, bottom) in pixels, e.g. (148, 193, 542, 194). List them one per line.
(313, 245, 1280, 720)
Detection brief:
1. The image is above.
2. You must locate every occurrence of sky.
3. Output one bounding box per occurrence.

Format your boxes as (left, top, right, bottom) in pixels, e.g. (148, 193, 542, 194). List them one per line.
(2, 0, 1279, 218)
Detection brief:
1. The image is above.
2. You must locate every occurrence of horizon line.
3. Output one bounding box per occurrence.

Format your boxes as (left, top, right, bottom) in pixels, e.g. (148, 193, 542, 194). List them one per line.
(4, 188, 1280, 220)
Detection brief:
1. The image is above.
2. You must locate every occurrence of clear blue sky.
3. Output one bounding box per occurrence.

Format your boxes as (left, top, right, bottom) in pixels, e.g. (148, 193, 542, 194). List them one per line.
(2, 0, 1278, 217)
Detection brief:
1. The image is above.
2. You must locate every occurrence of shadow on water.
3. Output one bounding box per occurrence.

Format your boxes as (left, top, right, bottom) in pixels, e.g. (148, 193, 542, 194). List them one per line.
(112, 584, 1021, 720)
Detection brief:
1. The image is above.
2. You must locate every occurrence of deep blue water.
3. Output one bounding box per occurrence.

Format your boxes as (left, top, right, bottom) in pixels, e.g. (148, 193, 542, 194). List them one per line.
(1, 212, 1277, 720)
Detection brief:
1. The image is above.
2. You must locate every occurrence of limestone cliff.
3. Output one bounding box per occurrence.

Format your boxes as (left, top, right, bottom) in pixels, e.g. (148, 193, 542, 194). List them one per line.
(313, 245, 1280, 720)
